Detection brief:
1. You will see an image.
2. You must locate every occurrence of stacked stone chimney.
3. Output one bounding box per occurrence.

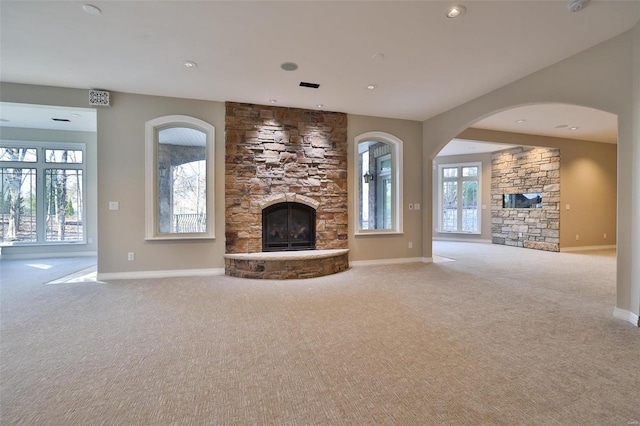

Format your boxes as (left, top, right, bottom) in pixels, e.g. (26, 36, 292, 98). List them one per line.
(225, 102, 348, 254)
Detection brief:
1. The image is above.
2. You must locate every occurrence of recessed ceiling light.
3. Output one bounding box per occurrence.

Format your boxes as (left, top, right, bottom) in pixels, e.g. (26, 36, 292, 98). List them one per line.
(372, 53, 385, 61)
(567, 0, 590, 12)
(183, 61, 197, 69)
(445, 5, 466, 18)
(367, 84, 377, 90)
(316, 104, 324, 109)
(569, 126, 579, 130)
(269, 99, 277, 104)
(281, 62, 299, 71)
(71, 113, 81, 118)
(82, 4, 101, 15)
(515, 119, 526, 123)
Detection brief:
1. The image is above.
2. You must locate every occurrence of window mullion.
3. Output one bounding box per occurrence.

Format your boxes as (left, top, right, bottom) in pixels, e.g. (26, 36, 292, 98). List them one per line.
(456, 170, 463, 232)
(37, 155, 46, 243)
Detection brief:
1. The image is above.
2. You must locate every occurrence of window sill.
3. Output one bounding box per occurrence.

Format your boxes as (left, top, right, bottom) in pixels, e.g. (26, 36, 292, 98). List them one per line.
(355, 231, 404, 237)
(1, 240, 88, 247)
(436, 230, 481, 235)
(145, 234, 216, 241)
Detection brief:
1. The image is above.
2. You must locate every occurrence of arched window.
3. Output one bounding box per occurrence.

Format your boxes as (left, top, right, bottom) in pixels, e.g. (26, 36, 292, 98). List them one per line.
(145, 116, 215, 240)
(354, 131, 403, 234)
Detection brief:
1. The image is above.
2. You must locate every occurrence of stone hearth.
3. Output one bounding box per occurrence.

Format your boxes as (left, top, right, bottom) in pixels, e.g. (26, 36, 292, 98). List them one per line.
(224, 249, 349, 279)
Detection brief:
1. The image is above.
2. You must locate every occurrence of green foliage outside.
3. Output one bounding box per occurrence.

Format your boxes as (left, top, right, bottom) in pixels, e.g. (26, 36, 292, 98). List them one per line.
(65, 200, 75, 216)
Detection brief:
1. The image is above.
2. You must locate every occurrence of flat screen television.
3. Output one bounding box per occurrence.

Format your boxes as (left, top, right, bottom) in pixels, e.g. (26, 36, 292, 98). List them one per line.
(503, 193, 542, 208)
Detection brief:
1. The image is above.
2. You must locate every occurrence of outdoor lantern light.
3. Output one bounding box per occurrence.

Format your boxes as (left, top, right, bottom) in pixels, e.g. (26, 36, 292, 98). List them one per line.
(363, 170, 374, 183)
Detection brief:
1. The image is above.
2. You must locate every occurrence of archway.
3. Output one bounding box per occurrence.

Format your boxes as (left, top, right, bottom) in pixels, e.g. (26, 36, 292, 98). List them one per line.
(431, 103, 617, 252)
(423, 99, 637, 326)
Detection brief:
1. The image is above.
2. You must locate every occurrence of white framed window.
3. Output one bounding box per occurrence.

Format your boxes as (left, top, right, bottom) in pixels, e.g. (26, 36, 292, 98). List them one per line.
(145, 115, 215, 240)
(354, 131, 403, 235)
(1, 141, 86, 245)
(438, 162, 481, 234)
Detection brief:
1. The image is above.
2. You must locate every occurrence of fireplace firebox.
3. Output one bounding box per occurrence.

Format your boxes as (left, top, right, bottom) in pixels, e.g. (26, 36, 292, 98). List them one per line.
(263, 202, 316, 251)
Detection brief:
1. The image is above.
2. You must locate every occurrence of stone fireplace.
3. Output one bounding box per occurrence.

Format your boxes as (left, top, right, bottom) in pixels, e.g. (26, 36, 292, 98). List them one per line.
(491, 147, 560, 252)
(224, 102, 349, 279)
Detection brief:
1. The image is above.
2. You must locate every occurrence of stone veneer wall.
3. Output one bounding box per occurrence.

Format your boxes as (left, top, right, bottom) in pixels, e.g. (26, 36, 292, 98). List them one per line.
(225, 102, 348, 254)
(491, 147, 560, 252)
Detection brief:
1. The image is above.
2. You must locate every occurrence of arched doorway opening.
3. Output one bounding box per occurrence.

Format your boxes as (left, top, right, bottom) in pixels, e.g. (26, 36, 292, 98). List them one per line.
(431, 103, 617, 252)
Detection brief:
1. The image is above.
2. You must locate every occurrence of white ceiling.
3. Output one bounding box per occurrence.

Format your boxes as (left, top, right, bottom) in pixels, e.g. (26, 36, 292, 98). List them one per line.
(437, 139, 517, 157)
(0, 1, 636, 149)
(472, 104, 618, 144)
(0, 102, 97, 133)
(436, 102, 619, 157)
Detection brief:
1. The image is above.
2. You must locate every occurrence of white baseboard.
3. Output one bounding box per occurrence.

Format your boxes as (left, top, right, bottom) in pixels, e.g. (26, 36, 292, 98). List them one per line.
(433, 237, 491, 244)
(350, 257, 425, 267)
(0, 251, 97, 260)
(98, 268, 225, 281)
(561, 245, 616, 252)
(613, 307, 640, 327)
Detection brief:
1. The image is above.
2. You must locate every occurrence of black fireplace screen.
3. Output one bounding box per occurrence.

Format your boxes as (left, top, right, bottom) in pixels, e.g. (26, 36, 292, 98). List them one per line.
(263, 202, 316, 251)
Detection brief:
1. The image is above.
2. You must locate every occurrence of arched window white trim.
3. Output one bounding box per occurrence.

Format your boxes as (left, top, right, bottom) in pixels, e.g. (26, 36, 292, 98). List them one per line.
(145, 115, 215, 240)
(354, 131, 403, 235)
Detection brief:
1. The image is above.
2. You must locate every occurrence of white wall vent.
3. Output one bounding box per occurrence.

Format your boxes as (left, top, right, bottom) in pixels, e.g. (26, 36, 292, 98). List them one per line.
(89, 90, 110, 106)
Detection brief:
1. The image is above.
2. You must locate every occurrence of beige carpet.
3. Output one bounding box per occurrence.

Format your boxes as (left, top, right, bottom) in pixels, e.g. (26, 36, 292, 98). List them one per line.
(1, 242, 638, 425)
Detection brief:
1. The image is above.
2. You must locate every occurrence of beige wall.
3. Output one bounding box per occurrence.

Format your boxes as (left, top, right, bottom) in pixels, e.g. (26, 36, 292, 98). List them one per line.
(0, 84, 97, 257)
(432, 152, 493, 242)
(456, 129, 617, 249)
(96, 92, 226, 275)
(348, 114, 424, 262)
(631, 23, 640, 321)
(422, 25, 639, 320)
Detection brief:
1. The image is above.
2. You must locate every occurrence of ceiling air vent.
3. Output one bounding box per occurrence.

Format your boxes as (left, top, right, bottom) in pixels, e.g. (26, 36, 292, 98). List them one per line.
(299, 82, 320, 89)
(89, 90, 111, 106)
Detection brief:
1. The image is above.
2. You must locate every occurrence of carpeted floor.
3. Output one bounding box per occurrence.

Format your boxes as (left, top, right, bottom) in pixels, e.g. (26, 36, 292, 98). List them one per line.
(1, 242, 638, 425)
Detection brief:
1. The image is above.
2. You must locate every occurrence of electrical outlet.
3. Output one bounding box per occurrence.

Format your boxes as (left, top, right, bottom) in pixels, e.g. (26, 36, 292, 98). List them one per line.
(128, 252, 135, 261)
(414, 203, 420, 210)
(409, 203, 413, 210)
(604, 233, 607, 239)
(575, 234, 580, 241)
(88, 237, 93, 244)
(109, 201, 119, 211)
(408, 241, 413, 249)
